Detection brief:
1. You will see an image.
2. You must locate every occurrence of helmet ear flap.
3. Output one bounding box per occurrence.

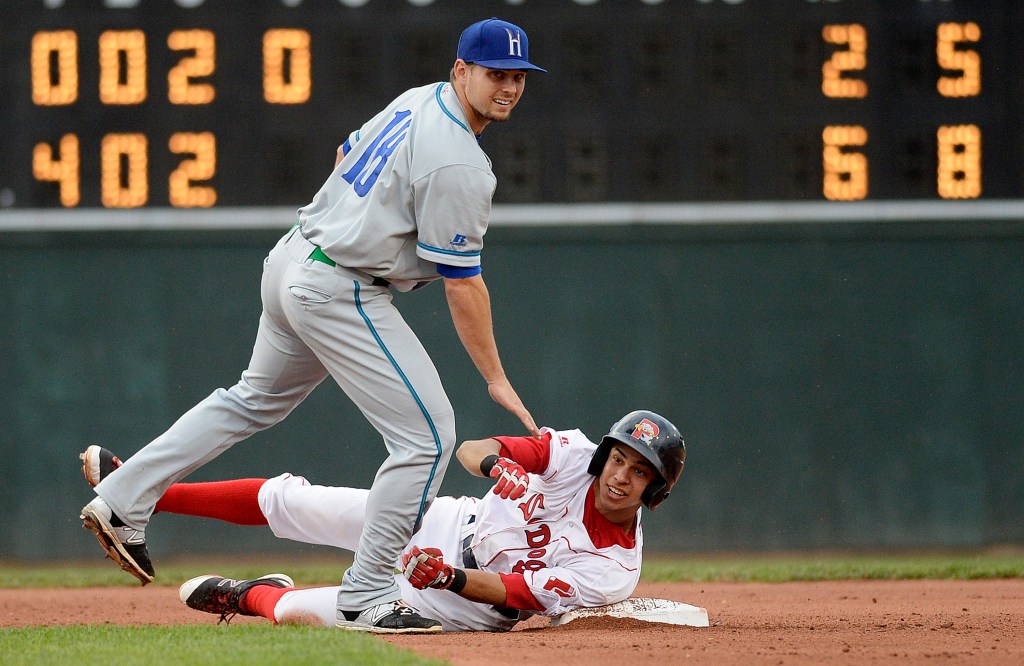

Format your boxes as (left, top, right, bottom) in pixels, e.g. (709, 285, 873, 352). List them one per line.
(587, 441, 611, 477)
(640, 478, 667, 509)
(644, 487, 670, 510)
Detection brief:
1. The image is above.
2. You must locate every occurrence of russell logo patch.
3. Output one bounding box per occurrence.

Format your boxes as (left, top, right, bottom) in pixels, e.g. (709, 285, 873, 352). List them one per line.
(450, 234, 468, 247)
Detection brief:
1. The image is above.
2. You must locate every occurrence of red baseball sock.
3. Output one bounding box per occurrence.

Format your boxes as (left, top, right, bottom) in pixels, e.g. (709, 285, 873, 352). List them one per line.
(155, 478, 269, 525)
(241, 584, 293, 624)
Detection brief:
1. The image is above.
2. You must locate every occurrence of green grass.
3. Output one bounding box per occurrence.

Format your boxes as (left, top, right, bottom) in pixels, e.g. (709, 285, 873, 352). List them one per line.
(1, 552, 1020, 666)
(640, 550, 1024, 582)
(1, 550, 1022, 588)
(0, 625, 446, 666)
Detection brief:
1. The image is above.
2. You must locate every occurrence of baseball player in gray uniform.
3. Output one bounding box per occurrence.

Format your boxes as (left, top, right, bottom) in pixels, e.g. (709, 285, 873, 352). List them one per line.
(79, 17, 545, 634)
(79, 410, 687, 632)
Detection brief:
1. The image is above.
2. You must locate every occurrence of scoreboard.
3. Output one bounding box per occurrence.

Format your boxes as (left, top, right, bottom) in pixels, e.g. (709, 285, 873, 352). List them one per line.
(2, 0, 1022, 208)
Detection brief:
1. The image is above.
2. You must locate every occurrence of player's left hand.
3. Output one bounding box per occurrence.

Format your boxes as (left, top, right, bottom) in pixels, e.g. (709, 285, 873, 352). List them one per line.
(487, 378, 540, 437)
(489, 457, 529, 500)
(401, 546, 456, 590)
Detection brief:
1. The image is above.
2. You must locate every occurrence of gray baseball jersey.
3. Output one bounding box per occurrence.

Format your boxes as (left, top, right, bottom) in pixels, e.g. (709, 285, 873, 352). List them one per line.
(300, 82, 495, 292)
(93, 79, 501, 618)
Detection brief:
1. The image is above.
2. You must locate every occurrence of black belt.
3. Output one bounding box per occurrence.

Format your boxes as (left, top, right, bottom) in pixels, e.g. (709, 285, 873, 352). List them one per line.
(460, 515, 519, 621)
(308, 246, 390, 288)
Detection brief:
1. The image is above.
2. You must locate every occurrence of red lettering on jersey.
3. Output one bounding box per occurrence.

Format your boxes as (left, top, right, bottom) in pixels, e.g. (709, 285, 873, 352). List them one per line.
(525, 523, 552, 549)
(559, 436, 570, 447)
(518, 493, 545, 521)
(511, 559, 546, 574)
(543, 577, 575, 598)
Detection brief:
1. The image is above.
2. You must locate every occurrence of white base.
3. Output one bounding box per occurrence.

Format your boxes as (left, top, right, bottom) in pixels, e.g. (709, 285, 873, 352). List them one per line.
(551, 597, 710, 628)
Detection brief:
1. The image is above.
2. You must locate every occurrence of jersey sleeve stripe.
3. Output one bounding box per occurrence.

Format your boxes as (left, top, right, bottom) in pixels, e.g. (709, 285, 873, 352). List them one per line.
(437, 263, 482, 278)
(416, 241, 481, 258)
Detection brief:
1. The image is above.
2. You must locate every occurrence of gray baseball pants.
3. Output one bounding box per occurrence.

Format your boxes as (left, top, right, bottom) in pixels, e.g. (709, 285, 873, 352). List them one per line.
(94, 225, 456, 612)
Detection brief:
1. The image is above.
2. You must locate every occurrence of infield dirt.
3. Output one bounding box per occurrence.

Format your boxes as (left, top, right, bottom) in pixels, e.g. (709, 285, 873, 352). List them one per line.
(2, 580, 1022, 665)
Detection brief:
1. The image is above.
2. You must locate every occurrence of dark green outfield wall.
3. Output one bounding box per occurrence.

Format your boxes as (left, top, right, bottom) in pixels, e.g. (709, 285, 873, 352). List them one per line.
(1, 220, 1021, 560)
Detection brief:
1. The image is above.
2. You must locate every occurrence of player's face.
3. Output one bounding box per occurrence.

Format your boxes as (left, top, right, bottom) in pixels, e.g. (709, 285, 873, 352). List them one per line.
(458, 62, 526, 133)
(594, 446, 655, 526)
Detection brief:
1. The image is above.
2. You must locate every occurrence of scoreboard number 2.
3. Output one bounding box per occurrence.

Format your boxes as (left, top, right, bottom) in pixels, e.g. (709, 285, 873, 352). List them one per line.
(29, 28, 310, 207)
(17, 12, 997, 208)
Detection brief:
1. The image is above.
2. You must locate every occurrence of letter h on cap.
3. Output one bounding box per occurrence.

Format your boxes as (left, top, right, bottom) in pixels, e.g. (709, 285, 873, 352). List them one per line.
(506, 28, 522, 57)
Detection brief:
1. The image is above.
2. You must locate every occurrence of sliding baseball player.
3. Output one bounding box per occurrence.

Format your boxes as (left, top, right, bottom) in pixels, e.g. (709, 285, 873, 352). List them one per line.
(82, 410, 685, 632)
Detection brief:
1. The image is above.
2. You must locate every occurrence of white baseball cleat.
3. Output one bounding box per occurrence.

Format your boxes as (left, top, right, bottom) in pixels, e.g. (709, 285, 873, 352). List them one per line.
(79, 496, 154, 585)
(336, 600, 443, 634)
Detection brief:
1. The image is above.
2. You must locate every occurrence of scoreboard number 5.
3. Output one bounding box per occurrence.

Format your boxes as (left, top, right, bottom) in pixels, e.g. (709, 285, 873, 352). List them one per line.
(821, 22, 982, 200)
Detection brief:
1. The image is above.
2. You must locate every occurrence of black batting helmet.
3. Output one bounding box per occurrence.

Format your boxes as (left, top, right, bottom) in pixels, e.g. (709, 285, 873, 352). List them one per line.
(587, 410, 685, 510)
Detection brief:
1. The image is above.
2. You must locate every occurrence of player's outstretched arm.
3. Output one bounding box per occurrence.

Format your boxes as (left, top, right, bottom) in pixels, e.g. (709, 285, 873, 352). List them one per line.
(443, 274, 539, 437)
(457, 569, 509, 606)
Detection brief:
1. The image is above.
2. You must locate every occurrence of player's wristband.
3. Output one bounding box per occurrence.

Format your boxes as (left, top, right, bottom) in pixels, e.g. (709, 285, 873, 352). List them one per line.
(445, 568, 468, 594)
(480, 454, 500, 477)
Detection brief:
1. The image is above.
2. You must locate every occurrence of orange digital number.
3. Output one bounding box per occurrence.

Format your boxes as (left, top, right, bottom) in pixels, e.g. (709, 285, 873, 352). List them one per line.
(822, 125, 868, 201)
(168, 29, 216, 104)
(937, 22, 981, 98)
(99, 30, 147, 105)
(101, 134, 149, 207)
(33, 134, 81, 207)
(263, 29, 311, 104)
(937, 125, 981, 199)
(31, 31, 78, 106)
(169, 132, 217, 207)
(822, 24, 867, 99)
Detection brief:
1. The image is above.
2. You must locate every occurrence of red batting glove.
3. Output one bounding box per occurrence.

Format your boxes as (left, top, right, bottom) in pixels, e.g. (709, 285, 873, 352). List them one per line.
(400, 546, 456, 590)
(490, 457, 529, 500)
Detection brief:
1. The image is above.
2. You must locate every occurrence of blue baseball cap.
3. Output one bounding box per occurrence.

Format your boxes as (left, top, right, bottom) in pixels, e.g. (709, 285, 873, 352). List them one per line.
(457, 18, 546, 73)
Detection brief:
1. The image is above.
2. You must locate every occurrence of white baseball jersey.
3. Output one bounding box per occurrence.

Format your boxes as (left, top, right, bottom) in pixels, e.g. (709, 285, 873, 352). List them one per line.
(299, 82, 495, 292)
(263, 427, 644, 632)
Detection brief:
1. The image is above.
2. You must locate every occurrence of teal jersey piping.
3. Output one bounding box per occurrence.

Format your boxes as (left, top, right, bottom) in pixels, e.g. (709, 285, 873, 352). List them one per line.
(353, 280, 442, 528)
(435, 83, 470, 134)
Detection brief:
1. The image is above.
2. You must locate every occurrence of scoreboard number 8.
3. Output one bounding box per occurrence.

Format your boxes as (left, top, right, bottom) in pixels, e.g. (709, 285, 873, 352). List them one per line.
(821, 22, 982, 201)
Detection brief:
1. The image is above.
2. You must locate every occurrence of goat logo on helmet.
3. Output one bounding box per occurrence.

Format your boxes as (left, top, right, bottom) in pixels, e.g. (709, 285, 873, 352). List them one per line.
(631, 419, 659, 444)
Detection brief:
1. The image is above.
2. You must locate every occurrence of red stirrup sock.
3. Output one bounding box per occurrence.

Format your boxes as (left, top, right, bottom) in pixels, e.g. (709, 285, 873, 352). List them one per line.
(155, 478, 269, 525)
(241, 584, 293, 624)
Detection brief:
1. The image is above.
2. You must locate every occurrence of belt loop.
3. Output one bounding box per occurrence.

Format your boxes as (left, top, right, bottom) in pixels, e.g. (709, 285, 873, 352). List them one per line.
(461, 537, 478, 570)
(460, 512, 478, 569)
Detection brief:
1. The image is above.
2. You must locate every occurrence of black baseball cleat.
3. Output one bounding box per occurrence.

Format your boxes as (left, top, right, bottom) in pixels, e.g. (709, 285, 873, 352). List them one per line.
(80, 445, 122, 487)
(336, 600, 443, 634)
(79, 496, 155, 585)
(179, 573, 295, 624)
